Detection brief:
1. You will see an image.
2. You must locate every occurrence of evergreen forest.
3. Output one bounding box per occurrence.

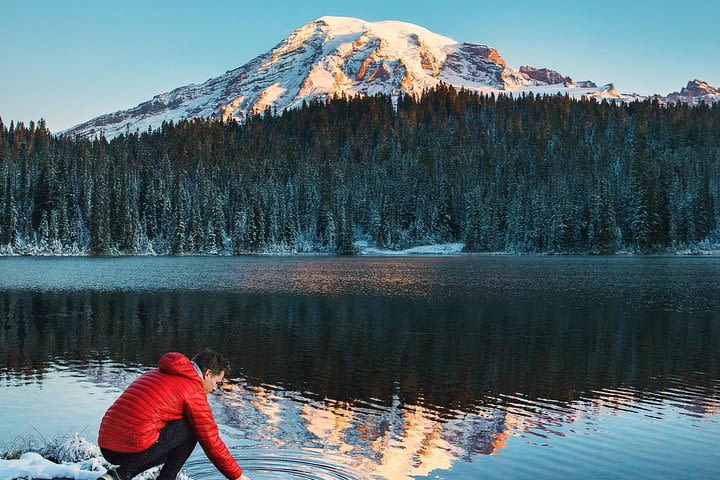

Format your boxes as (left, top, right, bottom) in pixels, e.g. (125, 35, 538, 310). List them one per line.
(1, 85, 719, 255)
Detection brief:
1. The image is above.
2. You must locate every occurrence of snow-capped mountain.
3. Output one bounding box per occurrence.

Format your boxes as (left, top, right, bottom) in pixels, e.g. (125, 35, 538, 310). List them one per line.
(62, 16, 718, 139)
(663, 80, 720, 106)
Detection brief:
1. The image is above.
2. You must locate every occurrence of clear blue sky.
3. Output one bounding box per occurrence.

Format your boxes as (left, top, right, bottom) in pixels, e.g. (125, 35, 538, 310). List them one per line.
(1, 0, 718, 133)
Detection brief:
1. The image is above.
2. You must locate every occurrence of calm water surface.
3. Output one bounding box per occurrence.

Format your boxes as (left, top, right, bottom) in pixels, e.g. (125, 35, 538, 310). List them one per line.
(0, 256, 719, 479)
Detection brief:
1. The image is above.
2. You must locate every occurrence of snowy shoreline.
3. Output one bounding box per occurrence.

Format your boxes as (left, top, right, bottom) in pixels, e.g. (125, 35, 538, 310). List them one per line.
(1, 240, 719, 257)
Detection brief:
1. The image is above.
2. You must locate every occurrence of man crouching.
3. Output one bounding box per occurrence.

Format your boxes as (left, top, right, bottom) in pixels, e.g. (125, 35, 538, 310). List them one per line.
(97, 349, 246, 480)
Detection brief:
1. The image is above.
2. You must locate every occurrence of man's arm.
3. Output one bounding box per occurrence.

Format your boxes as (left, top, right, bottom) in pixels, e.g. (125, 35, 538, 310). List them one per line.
(183, 388, 243, 480)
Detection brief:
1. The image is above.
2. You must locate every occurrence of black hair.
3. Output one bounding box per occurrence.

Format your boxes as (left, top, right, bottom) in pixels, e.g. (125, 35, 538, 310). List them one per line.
(192, 348, 231, 377)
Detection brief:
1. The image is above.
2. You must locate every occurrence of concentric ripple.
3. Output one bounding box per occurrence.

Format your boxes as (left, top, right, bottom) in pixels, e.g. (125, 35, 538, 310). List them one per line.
(183, 450, 370, 480)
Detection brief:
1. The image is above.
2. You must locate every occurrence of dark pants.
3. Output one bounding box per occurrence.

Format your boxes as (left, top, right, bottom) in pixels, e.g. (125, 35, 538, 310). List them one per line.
(101, 418, 197, 480)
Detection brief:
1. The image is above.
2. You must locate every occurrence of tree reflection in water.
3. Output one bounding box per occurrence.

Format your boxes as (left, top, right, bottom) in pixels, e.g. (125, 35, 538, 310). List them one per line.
(1, 290, 718, 405)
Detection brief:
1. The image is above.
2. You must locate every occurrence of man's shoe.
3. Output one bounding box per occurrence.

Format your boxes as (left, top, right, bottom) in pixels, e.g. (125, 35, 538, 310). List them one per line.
(97, 469, 121, 480)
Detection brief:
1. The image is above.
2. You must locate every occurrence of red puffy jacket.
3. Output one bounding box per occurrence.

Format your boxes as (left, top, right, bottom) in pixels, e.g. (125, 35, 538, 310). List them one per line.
(99, 352, 242, 479)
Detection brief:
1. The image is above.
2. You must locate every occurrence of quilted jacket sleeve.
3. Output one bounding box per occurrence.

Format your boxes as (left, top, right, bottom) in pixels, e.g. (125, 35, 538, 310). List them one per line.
(184, 388, 242, 479)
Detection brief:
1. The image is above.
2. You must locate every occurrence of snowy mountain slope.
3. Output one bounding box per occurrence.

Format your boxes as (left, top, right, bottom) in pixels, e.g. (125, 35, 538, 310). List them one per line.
(62, 16, 718, 139)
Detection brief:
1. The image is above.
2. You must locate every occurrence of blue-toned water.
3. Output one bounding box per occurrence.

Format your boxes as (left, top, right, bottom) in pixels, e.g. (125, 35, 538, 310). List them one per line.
(1, 256, 719, 479)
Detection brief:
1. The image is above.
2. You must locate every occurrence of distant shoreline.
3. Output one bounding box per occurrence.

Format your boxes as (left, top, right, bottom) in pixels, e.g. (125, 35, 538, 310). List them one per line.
(1, 241, 719, 258)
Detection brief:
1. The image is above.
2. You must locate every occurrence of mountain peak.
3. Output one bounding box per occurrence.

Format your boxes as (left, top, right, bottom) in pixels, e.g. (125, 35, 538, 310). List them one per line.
(685, 79, 718, 94)
(310, 16, 457, 47)
(664, 79, 720, 105)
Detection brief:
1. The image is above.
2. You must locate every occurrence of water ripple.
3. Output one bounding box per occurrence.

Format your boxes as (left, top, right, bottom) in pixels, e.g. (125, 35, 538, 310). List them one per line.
(183, 450, 370, 480)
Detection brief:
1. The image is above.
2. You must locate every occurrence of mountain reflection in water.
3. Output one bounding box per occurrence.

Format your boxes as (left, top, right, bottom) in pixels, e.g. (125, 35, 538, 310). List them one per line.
(0, 256, 719, 479)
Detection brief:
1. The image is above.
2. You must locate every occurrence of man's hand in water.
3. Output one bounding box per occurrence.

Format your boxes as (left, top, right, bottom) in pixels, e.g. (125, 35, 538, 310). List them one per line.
(236, 475, 251, 480)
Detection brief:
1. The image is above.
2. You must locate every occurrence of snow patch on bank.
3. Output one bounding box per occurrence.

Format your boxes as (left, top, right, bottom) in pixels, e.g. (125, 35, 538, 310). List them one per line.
(0, 433, 104, 480)
(673, 247, 720, 256)
(355, 240, 465, 255)
(0, 452, 102, 479)
(0, 433, 190, 480)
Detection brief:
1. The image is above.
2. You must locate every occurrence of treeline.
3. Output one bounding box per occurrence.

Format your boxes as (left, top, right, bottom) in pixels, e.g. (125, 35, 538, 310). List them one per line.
(1, 85, 719, 255)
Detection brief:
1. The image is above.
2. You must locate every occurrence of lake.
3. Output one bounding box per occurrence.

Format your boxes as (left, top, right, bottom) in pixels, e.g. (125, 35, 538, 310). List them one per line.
(0, 256, 719, 479)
